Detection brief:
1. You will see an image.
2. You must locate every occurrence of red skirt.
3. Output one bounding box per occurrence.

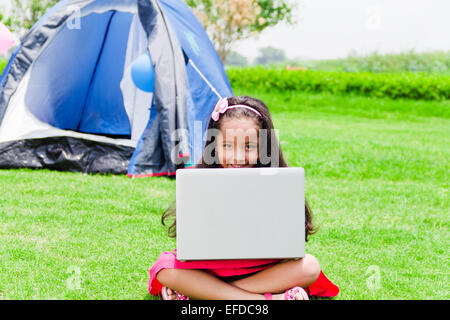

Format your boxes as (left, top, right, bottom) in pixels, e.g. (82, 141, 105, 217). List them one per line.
(149, 250, 339, 298)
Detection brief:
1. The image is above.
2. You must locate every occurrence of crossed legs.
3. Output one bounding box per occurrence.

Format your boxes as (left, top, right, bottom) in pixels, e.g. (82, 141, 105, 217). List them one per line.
(156, 254, 321, 300)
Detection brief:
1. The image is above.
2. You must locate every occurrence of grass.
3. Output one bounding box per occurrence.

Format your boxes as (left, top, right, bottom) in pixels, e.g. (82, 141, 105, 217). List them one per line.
(0, 172, 175, 299)
(0, 90, 448, 299)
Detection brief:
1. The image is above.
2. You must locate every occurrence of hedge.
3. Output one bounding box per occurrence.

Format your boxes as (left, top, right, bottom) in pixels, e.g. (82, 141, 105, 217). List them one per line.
(226, 67, 450, 101)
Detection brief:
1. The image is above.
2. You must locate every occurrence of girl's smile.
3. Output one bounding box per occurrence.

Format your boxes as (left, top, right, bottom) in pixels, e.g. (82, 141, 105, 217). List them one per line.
(216, 117, 260, 168)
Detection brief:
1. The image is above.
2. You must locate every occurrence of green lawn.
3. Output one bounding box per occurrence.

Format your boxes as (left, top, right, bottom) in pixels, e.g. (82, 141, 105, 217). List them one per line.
(0, 91, 448, 299)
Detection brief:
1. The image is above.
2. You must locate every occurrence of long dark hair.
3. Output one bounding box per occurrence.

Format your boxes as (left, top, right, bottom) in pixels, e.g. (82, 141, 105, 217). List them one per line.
(162, 96, 317, 241)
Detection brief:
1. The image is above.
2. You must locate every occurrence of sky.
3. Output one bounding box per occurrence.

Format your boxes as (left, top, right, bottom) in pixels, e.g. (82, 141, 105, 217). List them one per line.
(235, 0, 450, 61)
(1, 0, 449, 61)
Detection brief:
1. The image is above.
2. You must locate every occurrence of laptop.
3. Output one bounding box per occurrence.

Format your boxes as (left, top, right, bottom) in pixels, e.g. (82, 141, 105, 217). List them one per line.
(176, 167, 305, 261)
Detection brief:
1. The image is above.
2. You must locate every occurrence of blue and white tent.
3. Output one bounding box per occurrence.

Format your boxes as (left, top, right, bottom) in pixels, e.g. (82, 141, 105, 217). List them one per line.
(0, 0, 232, 177)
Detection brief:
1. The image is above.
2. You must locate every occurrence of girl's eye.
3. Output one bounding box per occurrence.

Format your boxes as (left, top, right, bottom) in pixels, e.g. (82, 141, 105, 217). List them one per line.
(224, 143, 233, 149)
(246, 145, 256, 150)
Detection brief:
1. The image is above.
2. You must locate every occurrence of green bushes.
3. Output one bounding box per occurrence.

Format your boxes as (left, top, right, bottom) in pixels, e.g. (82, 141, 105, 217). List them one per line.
(281, 51, 450, 74)
(227, 67, 450, 100)
(0, 58, 8, 76)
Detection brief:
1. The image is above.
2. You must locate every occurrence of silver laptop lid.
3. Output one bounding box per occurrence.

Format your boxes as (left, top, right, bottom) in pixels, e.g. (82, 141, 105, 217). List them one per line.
(176, 167, 305, 260)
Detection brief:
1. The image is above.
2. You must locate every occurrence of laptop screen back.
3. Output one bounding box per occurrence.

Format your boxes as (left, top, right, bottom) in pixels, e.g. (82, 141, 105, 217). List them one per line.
(176, 167, 305, 260)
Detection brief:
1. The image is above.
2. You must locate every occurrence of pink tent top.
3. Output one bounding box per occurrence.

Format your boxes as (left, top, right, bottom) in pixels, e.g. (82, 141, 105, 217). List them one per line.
(0, 22, 15, 55)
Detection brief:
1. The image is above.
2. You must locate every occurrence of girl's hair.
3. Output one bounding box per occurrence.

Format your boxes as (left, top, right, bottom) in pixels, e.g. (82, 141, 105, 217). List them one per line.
(162, 96, 317, 241)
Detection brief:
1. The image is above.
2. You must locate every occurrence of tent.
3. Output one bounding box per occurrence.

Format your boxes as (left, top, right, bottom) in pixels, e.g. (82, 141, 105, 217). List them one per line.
(0, 0, 232, 177)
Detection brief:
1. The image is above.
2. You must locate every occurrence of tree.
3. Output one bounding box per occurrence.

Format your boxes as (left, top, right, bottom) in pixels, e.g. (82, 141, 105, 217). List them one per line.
(254, 46, 286, 65)
(0, 0, 59, 36)
(225, 51, 249, 66)
(185, 0, 295, 63)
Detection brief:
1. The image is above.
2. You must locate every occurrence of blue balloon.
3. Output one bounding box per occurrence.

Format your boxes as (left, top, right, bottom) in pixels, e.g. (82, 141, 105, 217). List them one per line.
(131, 53, 155, 92)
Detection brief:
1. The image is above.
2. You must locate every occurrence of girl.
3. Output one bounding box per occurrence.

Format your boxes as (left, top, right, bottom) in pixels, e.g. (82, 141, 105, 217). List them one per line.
(148, 96, 339, 300)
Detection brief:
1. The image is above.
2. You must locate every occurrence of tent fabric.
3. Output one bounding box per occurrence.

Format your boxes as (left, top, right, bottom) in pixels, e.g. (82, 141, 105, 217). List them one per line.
(0, 136, 133, 174)
(0, 70, 136, 147)
(120, 14, 153, 141)
(24, 11, 133, 135)
(128, 0, 189, 177)
(0, 0, 233, 176)
(159, 0, 233, 166)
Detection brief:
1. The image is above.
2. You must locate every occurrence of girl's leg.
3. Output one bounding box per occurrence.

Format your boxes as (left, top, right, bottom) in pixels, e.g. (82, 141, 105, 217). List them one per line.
(229, 254, 321, 294)
(157, 254, 320, 300)
(157, 268, 265, 300)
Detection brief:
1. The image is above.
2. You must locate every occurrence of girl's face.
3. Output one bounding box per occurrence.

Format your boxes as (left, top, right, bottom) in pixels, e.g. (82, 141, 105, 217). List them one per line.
(216, 117, 260, 168)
